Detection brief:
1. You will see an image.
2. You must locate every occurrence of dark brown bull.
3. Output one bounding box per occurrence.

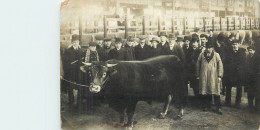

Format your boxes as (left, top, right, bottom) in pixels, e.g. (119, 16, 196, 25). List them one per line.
(80, 55, 186, 128)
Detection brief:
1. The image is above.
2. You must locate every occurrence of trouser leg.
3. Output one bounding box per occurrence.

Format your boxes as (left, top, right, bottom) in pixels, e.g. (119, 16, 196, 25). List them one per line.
(225, 86, 232, 105)
(201, 95, 211, 109)
(214, 95, 221, 109)
(191, 78, 199, 96)
(235, 86, 242, 105)
(247, 87, 254, 108)
(68, 85, 74, 106)
(255, 85, 260, 111)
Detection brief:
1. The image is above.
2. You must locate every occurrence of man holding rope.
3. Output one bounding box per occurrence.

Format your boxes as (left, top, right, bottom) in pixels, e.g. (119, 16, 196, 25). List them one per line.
(62, 34, 84, 110)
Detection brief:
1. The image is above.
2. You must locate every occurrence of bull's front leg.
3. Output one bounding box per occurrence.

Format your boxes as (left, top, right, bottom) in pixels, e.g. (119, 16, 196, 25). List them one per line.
(125, 101, 137, 128)
(158, 94, 172, 119)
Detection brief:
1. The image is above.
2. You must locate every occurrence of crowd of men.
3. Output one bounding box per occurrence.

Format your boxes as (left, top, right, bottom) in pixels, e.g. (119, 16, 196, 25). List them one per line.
(61, 31, 260, 115)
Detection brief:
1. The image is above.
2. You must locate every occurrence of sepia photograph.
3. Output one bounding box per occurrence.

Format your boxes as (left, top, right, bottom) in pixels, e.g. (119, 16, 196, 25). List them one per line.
(60, 0, 260, 129)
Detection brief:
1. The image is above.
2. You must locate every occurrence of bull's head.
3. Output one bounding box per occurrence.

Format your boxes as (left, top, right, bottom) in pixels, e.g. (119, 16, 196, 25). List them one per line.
(80, 61, 118, 93)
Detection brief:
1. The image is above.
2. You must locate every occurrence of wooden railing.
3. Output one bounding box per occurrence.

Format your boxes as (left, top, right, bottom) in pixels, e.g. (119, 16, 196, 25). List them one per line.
(60, 16, 260, 45)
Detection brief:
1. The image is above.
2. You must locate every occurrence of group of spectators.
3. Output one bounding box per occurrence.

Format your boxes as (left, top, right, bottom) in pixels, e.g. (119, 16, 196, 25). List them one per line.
(61, 31, 260, 115)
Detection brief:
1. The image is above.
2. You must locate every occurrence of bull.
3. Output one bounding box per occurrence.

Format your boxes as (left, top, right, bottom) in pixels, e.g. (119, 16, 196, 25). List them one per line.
(80, 55, 186, 128)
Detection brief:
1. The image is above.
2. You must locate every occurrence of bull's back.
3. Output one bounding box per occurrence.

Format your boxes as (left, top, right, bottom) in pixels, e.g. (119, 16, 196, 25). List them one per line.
(109, 55, 184, 90)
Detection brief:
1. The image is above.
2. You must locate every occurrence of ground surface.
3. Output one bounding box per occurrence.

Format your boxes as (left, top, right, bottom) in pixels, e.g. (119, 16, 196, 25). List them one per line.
(61, 87, 260, 130)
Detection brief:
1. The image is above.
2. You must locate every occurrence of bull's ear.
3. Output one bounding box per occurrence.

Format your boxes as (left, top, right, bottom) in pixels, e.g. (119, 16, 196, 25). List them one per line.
(107, 68, 117, 76)
(80, 66, 87, 73)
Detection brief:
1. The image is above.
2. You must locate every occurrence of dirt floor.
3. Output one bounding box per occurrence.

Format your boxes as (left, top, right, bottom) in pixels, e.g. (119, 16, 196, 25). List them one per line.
(61, 87, 260, 130)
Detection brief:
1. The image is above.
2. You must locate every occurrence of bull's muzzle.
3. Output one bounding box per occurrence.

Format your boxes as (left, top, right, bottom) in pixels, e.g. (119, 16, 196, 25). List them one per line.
(89, 84, 101, 93)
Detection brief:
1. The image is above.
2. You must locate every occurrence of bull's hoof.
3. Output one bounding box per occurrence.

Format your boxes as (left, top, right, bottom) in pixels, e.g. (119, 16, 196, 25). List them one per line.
(124, 122, 134, 130)
(114, 123, 125, 128)
(157, 113, 166, 119)
(174, 115, 183, 120)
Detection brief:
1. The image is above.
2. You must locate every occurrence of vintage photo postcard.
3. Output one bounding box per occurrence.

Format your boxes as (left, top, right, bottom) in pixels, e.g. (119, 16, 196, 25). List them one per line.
(60, 0, 260, 129)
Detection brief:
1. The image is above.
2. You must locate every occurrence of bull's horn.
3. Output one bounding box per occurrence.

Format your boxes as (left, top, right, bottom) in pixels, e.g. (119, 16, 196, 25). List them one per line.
(107, 64, 117, 67)
(82, 62, 92, 66)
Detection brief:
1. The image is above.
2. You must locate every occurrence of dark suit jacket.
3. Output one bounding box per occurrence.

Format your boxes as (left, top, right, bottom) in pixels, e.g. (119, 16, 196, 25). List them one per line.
(134, 44, 150, 60)
(166, 44, 185, 62)
(224, 48, 247, 86)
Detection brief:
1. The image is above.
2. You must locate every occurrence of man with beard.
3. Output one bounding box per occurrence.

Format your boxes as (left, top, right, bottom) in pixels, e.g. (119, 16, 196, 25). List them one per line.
(102, 38, 114, 61)
(135, 35, 150, 60)
(125, 36, 135, 61)
(196, 42, 223, 114)
(148, 36, 161, 58)
(158, 32, 169, 55)
(166, 33, 185, 62)
(108, 38, 126, 61)
(224, 40, 246, 108)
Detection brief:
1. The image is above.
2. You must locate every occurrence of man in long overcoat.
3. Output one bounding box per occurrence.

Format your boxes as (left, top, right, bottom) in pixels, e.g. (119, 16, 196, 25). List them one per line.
(196, 42, 224, 114)
(245, 46, 260, 111)
(63, 34, 84, 108)
(224, 40, 247, 107)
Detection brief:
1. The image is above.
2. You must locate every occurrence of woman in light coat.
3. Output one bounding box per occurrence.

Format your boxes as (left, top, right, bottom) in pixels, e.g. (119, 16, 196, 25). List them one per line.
(196, 42, 224, 115)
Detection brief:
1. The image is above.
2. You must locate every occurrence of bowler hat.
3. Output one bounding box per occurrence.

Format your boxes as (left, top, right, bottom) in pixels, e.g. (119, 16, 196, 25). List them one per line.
(104, 38, 112, 41)
(139, 35, 146, 40)
(127, 36, 135, 42)
(184, 36, 192, 41)
(95, 35, 104, 41)
(176, 36, 184, 42)
(115, 38, 122, 43)
(159, 32, 167, 37)
(206, 42, 214, 48)
(151, 37, 160, 43)
(89, 42, 97, 46)
(72, 34, 80, 41)
(168, 33, 176, 39)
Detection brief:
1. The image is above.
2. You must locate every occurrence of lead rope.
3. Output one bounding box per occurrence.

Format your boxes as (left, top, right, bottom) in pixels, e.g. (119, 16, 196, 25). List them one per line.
(61, 77, 89, 87)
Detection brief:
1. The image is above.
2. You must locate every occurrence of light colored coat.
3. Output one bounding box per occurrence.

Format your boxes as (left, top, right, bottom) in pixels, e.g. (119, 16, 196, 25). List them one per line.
(196, 51, 223, 95)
